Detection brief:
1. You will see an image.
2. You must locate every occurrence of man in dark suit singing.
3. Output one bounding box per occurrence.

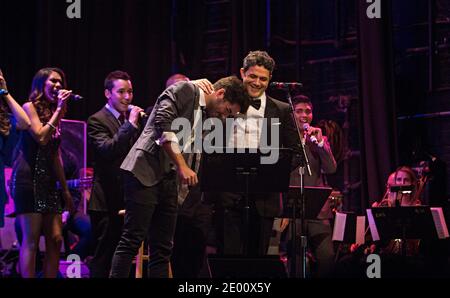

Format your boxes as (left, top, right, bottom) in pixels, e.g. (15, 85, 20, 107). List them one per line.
(109, 76, 249, 278)
(214, 51, 301, 256)
(87, 70, 144, 278)
(281, 94, 337, 277)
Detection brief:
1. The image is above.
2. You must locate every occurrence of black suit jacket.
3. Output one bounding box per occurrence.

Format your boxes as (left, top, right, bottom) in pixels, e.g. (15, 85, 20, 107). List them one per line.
(87, 106, 141, 214)
(256, 96, 301, 216)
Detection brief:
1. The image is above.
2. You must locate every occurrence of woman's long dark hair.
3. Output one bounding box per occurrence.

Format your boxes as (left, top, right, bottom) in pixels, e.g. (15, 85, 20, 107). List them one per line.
(29, 67, 67, 123)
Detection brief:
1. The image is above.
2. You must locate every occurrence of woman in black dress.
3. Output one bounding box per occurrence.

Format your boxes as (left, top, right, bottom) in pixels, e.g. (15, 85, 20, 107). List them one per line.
(12, 67, 75, 278)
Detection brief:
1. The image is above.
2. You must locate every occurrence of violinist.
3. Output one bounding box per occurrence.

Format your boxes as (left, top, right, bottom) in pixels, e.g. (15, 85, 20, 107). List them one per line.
(335, 166, 423, 277)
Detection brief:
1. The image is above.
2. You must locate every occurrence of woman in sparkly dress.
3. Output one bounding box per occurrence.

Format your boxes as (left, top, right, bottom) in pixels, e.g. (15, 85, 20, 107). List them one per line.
(12, 67, 75, 278)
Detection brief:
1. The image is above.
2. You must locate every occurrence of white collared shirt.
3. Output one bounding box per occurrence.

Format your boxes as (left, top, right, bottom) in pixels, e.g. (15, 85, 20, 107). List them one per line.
(228, 92, 266, 148)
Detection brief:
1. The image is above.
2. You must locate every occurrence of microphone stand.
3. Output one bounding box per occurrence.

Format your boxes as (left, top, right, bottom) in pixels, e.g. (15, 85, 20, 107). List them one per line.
(283, 87, 312, 279)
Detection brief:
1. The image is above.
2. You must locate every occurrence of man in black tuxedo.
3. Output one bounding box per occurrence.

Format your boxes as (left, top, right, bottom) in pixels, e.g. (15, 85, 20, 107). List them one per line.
(110, 76, 249, 278)
(87, 70, 144, 278)
(214, 51, 301, 256)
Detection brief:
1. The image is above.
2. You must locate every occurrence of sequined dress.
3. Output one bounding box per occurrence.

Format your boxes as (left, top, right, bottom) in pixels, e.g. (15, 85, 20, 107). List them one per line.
(12, 129, 63, 214)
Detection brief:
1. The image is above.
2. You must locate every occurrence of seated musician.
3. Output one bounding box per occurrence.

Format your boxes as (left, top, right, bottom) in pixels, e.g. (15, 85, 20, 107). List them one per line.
(369, 166, 422, 257)
(372, 166, 421, 208)
(61, 149, 93, 261)
(335, 166, 423, 277)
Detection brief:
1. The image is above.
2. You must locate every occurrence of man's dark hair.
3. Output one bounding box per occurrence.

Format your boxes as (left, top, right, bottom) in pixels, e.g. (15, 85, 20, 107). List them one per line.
(242, 50, 275, 74)
(293, 94, 313, 110)
(104, 70, 131, 91)
(213, 76, 250, 113)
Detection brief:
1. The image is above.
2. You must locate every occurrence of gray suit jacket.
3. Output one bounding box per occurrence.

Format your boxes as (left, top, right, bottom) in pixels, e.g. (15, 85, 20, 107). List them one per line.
(121, 82, 200, 187)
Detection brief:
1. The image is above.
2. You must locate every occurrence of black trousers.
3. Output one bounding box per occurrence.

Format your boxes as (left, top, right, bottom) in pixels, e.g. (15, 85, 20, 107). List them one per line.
(171, 190, 213, 278)
(283, 219, 335, 278)
(89, 211, 123, 278)
(214, 197, 274, 256)
(110, 172, 178, 278)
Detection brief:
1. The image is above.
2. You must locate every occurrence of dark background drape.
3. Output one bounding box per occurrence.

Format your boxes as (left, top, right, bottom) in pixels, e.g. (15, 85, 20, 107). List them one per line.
(356, 1, 398, 208)
(0, 0, 173, 118)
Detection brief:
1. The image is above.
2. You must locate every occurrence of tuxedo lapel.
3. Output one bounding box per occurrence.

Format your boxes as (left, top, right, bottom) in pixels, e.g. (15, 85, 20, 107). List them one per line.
(263, 97, 279, 145)
(264, 96, 278, 118)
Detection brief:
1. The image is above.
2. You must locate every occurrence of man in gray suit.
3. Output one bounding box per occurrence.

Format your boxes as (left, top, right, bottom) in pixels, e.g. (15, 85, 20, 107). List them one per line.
(110, 76, 249, 278)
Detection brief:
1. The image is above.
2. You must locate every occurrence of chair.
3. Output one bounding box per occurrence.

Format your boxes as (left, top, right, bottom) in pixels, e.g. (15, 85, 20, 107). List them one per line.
(135, 241, 148, 278)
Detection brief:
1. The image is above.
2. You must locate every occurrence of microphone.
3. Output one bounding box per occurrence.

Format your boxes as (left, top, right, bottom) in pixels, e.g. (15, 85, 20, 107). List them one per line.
(0, 89, 8, 96)
(269, 82, 303, 90)
(57, 89, 83, 101)
(302, 123, 318, 144)
(128, 104, 148, 118)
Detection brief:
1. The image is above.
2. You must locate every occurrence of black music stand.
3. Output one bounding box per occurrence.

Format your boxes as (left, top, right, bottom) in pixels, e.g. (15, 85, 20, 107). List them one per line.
(201, 147, 293, 255)
(282, 186, 332, 277)
(367, 206, 437, 257)
(284, 186, 332, 220)
(389, 184, 414, 207)
(275, 81, 313, 278)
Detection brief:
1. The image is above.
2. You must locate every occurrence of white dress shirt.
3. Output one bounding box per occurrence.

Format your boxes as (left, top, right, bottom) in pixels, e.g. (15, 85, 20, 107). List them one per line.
(228, 92, 266, 148)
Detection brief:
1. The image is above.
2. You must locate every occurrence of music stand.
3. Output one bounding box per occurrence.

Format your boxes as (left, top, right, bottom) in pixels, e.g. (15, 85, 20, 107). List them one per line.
(367, 206, 438, 257)
(201, 147, 293, 255)
(389, 184, 414, 207)
(282, 186, 332, 277)
(274, 81, 313, 278)
(284, 186, 332, 220)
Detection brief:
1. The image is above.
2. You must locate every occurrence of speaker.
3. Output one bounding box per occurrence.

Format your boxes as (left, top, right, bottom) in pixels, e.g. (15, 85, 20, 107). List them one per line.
(60, 119, 87, 176)
(207, 255, 288, 278)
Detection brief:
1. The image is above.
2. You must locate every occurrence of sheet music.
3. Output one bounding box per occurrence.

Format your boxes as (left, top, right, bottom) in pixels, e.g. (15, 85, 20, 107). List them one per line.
(430, 207, 450, 239)
(366, 209, 380, 241)
(356, 216, 366, 245)
(332, 212, 347, 241)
